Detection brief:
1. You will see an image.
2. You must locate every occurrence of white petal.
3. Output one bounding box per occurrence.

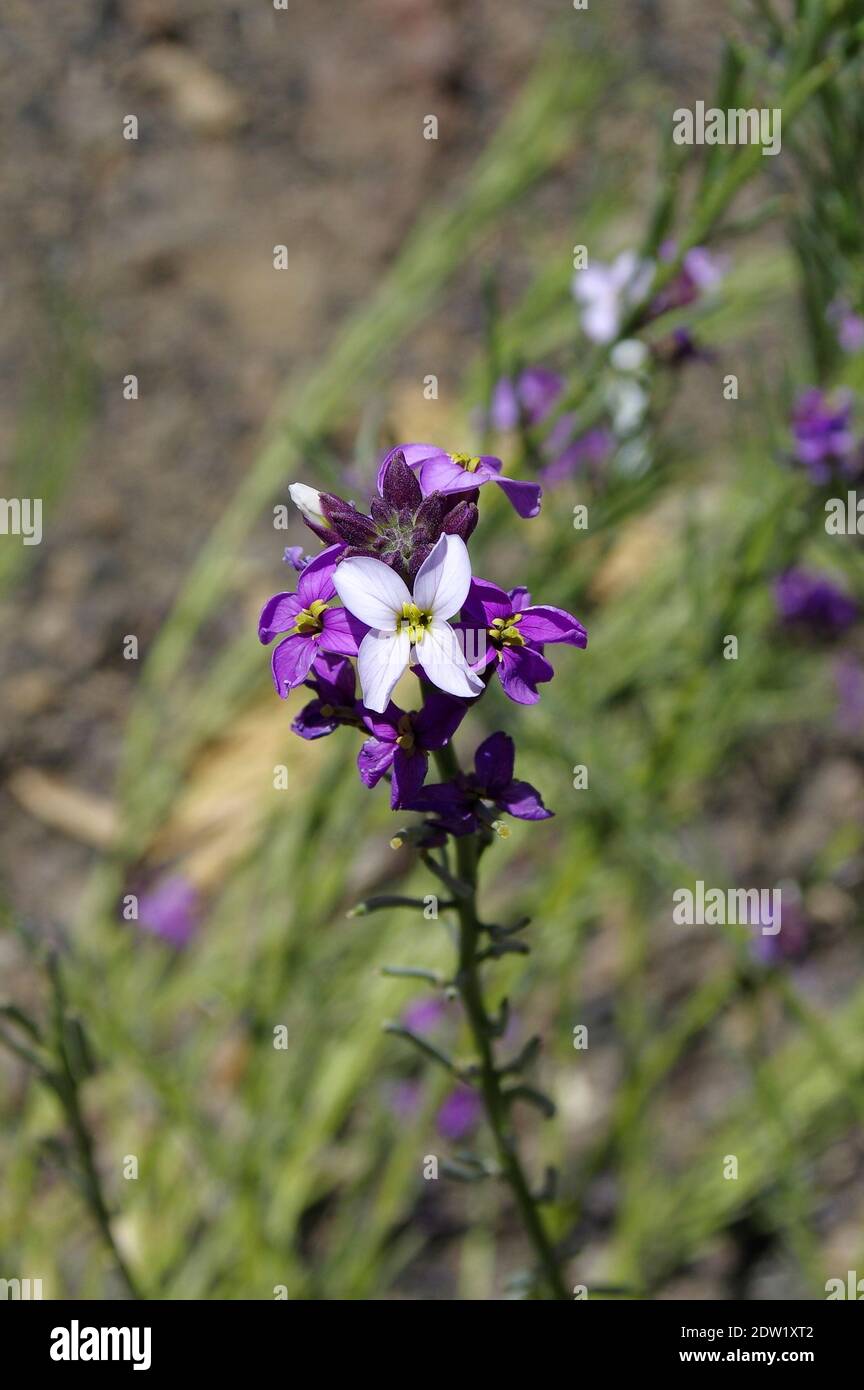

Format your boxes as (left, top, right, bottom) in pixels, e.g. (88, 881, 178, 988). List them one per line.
(333, 557, 410, 631)
(289, 483, 329, 528)
(357, 629, 411, 713)
(420, 621, 485, 700)
(413, 534, 472, 621)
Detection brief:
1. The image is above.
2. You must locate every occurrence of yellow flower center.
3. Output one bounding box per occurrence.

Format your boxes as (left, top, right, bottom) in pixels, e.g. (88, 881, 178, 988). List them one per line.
(489, 612, 525, 648)
(399, 601, 433, 644)
(451, 452, 482, 473)
(293, 599, 329, 636)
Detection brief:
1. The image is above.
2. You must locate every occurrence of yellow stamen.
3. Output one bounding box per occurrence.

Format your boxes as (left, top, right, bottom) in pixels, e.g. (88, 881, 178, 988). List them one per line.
(489, 612, 525, 647)
(293, 599, 329, 636)
(399, 601, 433, 644)
(451, 452, 482, 473)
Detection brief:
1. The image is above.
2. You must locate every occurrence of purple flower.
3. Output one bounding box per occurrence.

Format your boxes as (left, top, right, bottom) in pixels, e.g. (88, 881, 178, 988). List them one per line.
(459, 578, 587, 705)
(649, 244, 726, 318)
(488, 369, 613, 487)
(489, 368, 564, 432)
(774, 568, 858, 637)
(652, 326, 712, 368)
(402, 996, 448, 1033)
(389, 1079, 424, 1119)
(359, 691, 467, 806)
(377, 442, 542, 521)
(791, 389, 857, 482)
(292, 652, 363, 740)
(835, 654, 864, 734)
(751, 892, 809, 966)
(406, 731, 553, 836)
(437, 1085, 483, 1140)
(828, 298, 864, 354)
(539, 423, 613, 486)
(258, 545, 366, 697)
(135, 876, 200, 947)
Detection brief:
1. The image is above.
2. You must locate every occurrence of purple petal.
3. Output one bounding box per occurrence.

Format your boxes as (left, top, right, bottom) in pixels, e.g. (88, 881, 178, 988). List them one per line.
(312, 651, 357, 705)
(292, 698, 341, 740)
(272, 633, 317, 696)
(357, 738, 397, 789)
(413, 691, 467, 749)
(406, 781, 471, 818)
(296, 544, 342, 604)
(258, 591, 302, 644)
(319, 606, 366, 656)
(391, 746, 429, 807)
(497, 646, 555, 705)
(497, 779, 554, 821)
(474, 731, 515, 794)
(462, 577, 511, 625)
(518, 604, 588, 646)
(375, 442, 442, 495)
(493, 474, 542, 519)
(416, 454, 477, 496)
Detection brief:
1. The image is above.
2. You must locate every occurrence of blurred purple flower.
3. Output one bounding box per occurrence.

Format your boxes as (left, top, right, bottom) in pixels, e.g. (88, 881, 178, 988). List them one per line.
(489, 368, 564, 432)
(828, 298, 864, 354)
(751, 892, 809, 966)
(437, 1086, 483, 1140)
(774, 568, 858, 637)
(791, 389, 857, 482)
(835, 655, 864, 735)
(650, 244, 727, 317)
(389, 1079, 424, 1119)
(488, 368, 613, 487)
(653, 326, 712, 368)
(540, 423, 613, 485)
(402, 996, 448, 1033)
(136, 876, 200, 947)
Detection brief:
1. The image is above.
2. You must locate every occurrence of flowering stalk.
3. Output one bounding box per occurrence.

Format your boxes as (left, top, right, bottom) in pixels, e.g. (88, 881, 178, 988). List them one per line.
(259, 442, 586, 1298)
(431, 737, 569, 1301)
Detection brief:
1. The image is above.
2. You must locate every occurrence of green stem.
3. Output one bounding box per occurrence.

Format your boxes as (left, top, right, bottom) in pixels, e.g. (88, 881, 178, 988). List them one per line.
(53, 1066, 144, 1300)
(47, 959, 143, 1300)
(433, 744, 569, 1300)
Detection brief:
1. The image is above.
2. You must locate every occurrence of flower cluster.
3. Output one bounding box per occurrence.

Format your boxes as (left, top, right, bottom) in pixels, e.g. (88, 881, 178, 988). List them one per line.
(259, 446, 587, 833)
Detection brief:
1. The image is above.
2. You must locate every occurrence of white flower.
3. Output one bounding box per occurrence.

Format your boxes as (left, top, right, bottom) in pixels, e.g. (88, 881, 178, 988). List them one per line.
(289, 483, 330, 529)
(333, 533, 484, 712)
(573, 251, 654, 345)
